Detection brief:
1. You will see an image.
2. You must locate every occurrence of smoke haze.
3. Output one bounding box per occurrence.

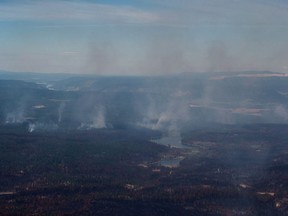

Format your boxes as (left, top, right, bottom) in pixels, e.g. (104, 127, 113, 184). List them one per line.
(0, 0, 288, 75)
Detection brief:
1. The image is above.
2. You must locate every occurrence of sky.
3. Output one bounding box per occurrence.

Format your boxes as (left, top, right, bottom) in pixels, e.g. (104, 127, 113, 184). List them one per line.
(0, 0, 288, 75)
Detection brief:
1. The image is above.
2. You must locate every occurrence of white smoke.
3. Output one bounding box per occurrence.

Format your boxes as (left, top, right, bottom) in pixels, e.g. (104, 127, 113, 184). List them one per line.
(58, 102, 66, 123)
(138, 96, 189, 132)
(5, 110, 25, 124)
(78, 106, 107, 130)
(153, 112, 171, 130)
(274, 105, 288, 121)
(28, 122, 58, 133)
(91, 107, 107, 129)
(138, 112, 170, 130)
(28, 123, 36, 133)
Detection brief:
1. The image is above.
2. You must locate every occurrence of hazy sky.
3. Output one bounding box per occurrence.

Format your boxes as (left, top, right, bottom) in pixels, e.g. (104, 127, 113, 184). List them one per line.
(0, 0, 288, 75)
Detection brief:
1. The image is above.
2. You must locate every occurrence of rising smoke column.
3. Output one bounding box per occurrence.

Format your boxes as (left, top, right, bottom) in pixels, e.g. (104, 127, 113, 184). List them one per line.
(58, 102, 66, 124)
(92, 106, 107, 128)
(137, 88, 190, 132)
(4, 100, 27, 124)
(77, 105, 107, 130)
(5, 110, 25, 124)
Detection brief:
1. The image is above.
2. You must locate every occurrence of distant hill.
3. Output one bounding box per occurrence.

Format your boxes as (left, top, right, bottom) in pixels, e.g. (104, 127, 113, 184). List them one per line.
(1, 70, 288, 128)
(0, 70, 78, 83)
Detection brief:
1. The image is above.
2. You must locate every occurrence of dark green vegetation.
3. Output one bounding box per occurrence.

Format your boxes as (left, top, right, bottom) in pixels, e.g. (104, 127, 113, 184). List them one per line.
(1, 124, 288, 215)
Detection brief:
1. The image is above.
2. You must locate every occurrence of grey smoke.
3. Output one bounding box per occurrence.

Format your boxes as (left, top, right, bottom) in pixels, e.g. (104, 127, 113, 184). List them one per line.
(206, 40, 234, 72)
(85, 42, 120, 75)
